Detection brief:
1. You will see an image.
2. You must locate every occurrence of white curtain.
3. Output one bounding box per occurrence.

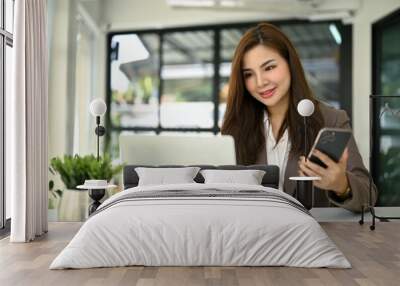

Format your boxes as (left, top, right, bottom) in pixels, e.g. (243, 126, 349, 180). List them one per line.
(10, 0, 48, 242)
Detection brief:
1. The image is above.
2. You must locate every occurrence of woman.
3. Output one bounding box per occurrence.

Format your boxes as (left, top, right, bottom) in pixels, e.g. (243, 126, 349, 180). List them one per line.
(221, 22, 377, 212)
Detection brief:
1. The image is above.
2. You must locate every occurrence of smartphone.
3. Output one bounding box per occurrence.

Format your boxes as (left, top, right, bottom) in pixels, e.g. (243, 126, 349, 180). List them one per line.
(307, 128, 352, 168)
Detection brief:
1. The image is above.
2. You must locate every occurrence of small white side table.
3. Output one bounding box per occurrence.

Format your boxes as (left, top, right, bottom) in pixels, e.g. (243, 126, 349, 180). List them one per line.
(289, 176, 321, 210)
(77, 184, 116, 215)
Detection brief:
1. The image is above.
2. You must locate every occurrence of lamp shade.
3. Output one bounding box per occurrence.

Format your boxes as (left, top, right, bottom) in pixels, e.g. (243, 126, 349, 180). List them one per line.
(89, 98, 107, 116)
(297, 99, 314, 117)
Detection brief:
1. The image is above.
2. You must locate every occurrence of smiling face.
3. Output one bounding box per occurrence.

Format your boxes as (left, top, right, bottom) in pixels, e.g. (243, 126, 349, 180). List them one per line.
(242, 44, 291, 113)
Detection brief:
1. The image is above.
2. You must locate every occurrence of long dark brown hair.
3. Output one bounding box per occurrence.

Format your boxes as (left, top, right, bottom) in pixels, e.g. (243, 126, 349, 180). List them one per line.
(221, 22, 324, 165)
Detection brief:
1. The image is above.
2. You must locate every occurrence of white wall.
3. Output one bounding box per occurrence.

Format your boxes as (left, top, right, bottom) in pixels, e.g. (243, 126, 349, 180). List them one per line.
(48, 0, 69, 160)
(352, 0, 400, 168)
(102, 0, 288, 31)
(48, 0, 106, 161)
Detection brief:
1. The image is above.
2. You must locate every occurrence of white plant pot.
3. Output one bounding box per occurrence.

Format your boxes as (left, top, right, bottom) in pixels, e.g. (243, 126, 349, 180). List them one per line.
(58, 189, 89, 221)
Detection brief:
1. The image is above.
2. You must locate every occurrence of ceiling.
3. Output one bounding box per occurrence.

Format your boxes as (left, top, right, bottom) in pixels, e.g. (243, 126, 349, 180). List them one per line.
(79, 0, 362, 31)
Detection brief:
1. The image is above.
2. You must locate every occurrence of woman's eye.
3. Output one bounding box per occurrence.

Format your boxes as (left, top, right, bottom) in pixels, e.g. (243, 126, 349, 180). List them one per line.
(243, 73, 252, 78)
(265, 65, 276, 71)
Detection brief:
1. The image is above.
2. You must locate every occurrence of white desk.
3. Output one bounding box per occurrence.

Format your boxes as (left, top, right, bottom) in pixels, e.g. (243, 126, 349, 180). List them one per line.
(311, 207, 400, 222)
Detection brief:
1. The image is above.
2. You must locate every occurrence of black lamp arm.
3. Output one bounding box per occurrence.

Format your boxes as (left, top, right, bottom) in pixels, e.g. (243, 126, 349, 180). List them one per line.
(304, 117, 308, 161)
(95, 116, 106, 161)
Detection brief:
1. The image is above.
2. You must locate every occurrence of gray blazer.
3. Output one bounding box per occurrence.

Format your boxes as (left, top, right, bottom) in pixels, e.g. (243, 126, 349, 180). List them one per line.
(255, 103, 377, 212)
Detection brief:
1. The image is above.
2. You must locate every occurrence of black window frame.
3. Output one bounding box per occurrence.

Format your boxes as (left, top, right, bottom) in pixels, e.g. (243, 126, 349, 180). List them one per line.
(105, 20, 352, 150)
(371, 8, 400, 206)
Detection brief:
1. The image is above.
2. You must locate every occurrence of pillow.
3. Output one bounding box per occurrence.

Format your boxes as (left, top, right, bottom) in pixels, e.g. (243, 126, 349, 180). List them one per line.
(135, 167, 201, 186)
(200, 169, 266, 185)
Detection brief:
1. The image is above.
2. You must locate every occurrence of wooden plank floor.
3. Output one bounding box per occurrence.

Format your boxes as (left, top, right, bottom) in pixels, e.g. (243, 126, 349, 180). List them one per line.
(0, 222, 399, 286)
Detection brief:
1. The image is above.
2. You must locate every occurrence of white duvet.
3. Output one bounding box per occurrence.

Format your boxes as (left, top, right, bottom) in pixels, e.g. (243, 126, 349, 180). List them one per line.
(50, 183, 351, 269)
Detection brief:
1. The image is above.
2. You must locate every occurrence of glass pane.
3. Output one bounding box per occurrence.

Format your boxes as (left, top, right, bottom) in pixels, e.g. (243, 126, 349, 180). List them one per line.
(161, 30, 214, 128)
(219, 27, 249, 127)
(0, 0, 2, 29)
(110, 33, 159, 128)
(6, 0, 14, 33)
(5, 44, 13, 219)
(281, 23, 341, 108)
(378, 135, 400, 205)
(376, 97, 400, 206)
(374, 18, 400, 206)
(381, 22, 400, 96)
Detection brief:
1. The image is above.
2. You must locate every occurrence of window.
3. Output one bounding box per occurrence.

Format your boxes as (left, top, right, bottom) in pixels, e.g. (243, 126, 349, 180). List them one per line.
(110, 33, 159, 129)
(1, 0, 14, 231)
(372, 8, 400, 206)
(161, 30, 215, 129)
(107, 21, 352, 159)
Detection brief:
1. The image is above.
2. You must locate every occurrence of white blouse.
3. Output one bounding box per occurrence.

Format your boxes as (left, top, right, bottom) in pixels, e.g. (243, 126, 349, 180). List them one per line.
(264, 113, 291, 191)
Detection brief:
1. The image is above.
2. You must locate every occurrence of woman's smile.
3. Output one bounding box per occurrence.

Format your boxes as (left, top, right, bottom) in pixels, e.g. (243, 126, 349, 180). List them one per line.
(259, 87, 277, 99)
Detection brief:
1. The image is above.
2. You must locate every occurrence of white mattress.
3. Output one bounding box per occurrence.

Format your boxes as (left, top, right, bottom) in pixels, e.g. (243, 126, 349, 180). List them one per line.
(50, 183, 351, 269)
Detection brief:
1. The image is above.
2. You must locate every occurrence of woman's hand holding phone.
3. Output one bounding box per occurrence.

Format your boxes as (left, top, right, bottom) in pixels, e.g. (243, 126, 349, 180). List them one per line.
(298, 148, 349, 196)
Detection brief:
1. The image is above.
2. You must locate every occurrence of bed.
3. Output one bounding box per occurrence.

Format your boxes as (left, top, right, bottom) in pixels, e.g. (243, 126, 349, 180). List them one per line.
(50, 165, 350, 269)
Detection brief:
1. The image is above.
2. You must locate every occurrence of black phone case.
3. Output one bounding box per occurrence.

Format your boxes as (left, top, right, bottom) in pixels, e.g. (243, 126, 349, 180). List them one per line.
(308, 129, 351, 168)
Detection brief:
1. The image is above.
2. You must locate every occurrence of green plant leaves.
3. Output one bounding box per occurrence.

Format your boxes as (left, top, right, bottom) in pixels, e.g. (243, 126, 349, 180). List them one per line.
(50, 154, 124, 189)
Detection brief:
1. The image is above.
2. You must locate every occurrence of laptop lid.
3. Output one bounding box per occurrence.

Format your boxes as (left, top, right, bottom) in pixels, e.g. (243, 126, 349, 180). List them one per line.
(119, 134, 236, 165)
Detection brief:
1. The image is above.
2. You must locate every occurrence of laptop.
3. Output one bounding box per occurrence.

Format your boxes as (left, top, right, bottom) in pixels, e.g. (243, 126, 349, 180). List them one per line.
(119, 134, 236, 165)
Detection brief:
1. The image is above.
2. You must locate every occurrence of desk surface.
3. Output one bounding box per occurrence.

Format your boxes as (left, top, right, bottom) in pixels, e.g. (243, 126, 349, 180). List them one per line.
(311, 207, 400, 222)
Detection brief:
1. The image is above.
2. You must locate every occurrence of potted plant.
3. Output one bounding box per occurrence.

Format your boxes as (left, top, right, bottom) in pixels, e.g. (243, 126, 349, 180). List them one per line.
(50, 154, 123, 221)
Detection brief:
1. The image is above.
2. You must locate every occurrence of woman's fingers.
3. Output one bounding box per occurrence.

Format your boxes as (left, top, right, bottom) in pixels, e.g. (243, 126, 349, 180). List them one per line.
(299, 156, 322, 177)
(304, 159, 325, 176)
(313, 150, 335, 168)
(299, 162, 319, 177)
(298, 150, 349, 192)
